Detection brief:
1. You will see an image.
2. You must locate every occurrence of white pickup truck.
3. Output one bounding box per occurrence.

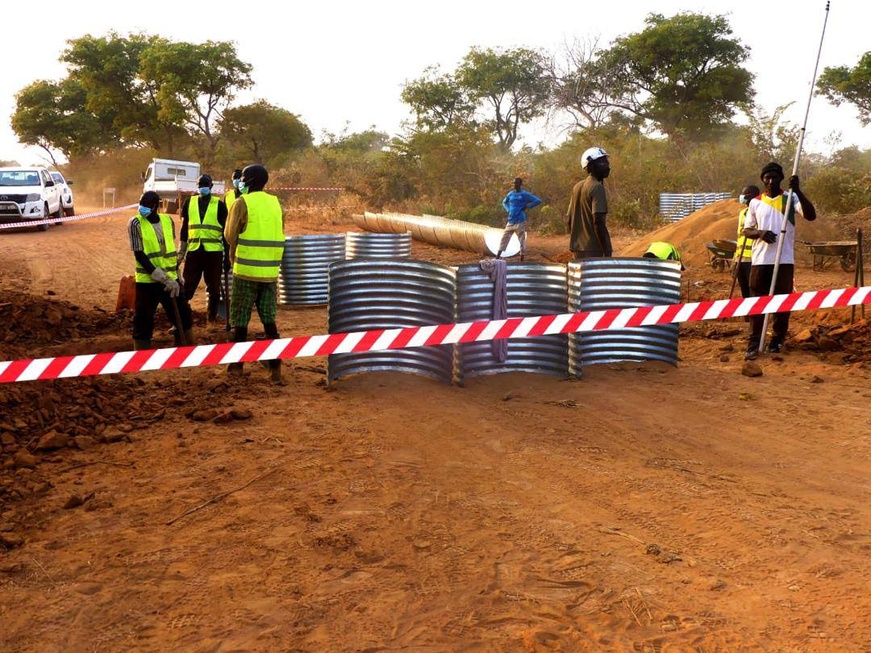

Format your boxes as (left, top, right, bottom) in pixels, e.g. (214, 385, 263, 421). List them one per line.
(142, 158, 227, 213)
(0, 166, 63, 231)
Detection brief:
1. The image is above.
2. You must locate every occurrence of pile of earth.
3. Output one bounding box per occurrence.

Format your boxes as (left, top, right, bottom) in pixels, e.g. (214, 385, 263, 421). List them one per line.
(0, 289, 129, 359)
(0, 370, 258, 551)
(620, 198, 851, 267)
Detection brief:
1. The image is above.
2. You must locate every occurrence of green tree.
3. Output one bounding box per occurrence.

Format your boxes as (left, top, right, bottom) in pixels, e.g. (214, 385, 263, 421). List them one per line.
(456, 47, 551, 151)
(138, 40, 253, 162)
(401, 66, 476, 132)
(817, 52, 871, 125)
(12, 78, 112, 163)
(219, 101, 312, 168)
(597, 12, 754, 140)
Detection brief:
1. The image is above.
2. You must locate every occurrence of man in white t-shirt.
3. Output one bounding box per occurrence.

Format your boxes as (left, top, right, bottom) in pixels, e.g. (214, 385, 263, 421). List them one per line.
(741, 162, 817, 360)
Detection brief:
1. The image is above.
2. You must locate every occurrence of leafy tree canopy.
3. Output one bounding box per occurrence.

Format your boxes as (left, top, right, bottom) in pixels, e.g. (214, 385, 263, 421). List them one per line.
(219, 100, 312, 168)
(597, 12, 754, 140)
(817, 51, 871, 125)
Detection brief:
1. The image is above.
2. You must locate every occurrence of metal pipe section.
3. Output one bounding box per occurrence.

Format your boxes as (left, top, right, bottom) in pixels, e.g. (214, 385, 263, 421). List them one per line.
(352, 212, 519, 257)
(327, 259, 457, 384)
(568, 258, 682, 372)
(278, 234, 346, 306)
(345, 231, 412, 259)
(455, 262, 569, 383)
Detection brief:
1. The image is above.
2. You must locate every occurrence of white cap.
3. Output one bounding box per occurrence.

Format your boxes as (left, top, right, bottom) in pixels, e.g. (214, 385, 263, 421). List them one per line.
(581, 146, 608, 169)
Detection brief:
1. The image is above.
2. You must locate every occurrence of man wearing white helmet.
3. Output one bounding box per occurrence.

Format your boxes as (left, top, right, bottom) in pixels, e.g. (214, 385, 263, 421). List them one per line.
(567, 146, 613, 258)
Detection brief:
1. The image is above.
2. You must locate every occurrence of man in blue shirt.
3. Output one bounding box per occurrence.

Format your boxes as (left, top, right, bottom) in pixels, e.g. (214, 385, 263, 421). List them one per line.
(496, 177, 543, 262)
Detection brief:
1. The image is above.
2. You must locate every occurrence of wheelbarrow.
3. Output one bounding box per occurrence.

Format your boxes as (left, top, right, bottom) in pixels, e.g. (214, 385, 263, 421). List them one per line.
(705, 239, 738, 272)
(801, 240, 858, 272)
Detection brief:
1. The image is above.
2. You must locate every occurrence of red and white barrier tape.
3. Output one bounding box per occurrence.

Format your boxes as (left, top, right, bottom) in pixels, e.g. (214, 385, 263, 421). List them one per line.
(1, 285, 868, 384)
(0, 205, 137, 231)
(271, 187, 343, 191)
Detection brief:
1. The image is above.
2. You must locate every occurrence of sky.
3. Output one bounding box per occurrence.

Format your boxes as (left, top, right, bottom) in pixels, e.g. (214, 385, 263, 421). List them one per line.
(2, 0, 868, 167)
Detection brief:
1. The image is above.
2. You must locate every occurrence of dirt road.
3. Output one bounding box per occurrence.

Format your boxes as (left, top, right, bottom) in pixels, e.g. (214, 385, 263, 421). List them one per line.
(1, 205, 869, 652)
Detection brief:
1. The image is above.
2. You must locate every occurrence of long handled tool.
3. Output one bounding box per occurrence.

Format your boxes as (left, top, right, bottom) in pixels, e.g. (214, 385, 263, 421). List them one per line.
(759, 1, 830, 354)
(169, 294, 187, 347)
(729, 235, 749, 299)
(222, 256, 232, 332)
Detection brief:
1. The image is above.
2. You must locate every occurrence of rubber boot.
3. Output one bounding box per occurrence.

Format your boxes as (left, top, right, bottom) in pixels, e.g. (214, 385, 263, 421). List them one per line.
(133, 339, 152, 351)
(268, 359, 284, 385)
(227, 326, 247, 377)
(207, 295, 219, 323)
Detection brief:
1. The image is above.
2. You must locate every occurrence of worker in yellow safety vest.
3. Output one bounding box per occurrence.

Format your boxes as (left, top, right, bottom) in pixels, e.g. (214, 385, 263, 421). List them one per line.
(223, 164, 286, 383)
(127, 190, 194, 350)
(179, 174, 228, 322)
(732, 185, 760, 299)
(224, 168, 242, 211)
(643, 241, 685, 270)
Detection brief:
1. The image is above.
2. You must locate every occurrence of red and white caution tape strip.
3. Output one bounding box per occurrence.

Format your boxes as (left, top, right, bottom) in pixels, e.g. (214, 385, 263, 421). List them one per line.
(0, 205, 136, 231)
(1, 286, 869, 384)
(270, 187, 343, 191)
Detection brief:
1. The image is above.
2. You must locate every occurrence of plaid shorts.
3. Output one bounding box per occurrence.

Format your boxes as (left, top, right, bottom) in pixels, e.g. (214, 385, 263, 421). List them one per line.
(229, 277, 278, 327)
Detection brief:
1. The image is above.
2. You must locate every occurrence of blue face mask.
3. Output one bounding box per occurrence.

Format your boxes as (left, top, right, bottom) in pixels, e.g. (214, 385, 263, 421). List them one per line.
(138, 205, 152, 216)
(198, 187, 211, 196)
(232, 179, 240, 189)
(238, 183, 248, 195)
(739, 195, 749, 205)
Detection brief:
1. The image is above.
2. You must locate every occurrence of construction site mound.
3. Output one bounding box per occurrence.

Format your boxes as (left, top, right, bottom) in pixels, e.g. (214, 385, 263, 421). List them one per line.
(621, 198, 850, 268)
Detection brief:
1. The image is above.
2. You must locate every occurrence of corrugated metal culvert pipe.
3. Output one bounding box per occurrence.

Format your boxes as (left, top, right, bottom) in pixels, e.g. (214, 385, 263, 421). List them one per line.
(327, 259, 457, 384)
(345, 231, 412, 259)
(352, 212, 519, 257)
(455, 262, 569, 383)
(568, 258, 682, 373)
(278, 234, 346, 306)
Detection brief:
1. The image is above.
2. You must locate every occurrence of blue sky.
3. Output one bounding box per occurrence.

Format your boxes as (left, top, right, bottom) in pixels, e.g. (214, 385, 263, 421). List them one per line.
(3, 0, 866, 166)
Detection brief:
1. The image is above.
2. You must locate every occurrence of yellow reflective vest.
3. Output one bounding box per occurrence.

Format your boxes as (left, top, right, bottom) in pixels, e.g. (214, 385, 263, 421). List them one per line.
(134, 213, 178, 283)
(233, 192, 284, 281)
(224, 189, 239, 211)
(734, 208, 753, 261)
(645, 241, 681, 262)
(188, 195, 223, 252)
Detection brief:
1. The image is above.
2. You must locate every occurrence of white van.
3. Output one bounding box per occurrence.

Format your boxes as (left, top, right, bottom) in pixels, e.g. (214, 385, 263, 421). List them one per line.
(0, 167, 63, 230)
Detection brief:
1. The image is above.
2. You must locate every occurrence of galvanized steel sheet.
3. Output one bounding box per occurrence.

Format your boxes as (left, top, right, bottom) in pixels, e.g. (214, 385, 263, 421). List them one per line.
(352, 212, 519, 257)
(345, 231, 412, 259)
(455, 262, 569, 382)
(568, 258, 682, 371)
(327, 259, 457, 384)
(278, 234, 346, 306)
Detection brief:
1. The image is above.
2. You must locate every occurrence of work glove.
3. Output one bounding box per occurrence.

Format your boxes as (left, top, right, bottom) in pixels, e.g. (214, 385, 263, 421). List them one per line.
(788, 175, 801, 192)
(150, 267, 169, 284)
(760, 230, 777, 244)
(163, 278, 181, 298)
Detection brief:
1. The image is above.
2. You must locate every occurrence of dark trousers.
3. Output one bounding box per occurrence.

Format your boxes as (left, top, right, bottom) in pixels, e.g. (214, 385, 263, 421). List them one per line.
(182, 248, 224, 319)
(735, 261, 752, 299)
(748, 264, 794, 347)
(133, 282, 193, 341)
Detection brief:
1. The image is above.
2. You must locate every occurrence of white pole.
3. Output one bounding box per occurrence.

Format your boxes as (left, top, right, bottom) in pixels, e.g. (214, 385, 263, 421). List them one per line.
(758, 1, 831, 354)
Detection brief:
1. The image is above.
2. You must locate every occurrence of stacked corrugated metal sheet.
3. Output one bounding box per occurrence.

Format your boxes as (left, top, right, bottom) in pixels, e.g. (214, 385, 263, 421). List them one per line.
(455, 262, 569, 383)
(659, 192, 732, 222)
(345, 231, 412, 259)
(567, 258, 682, 373)
(278, 234, 346, 306)
(327, 259, 457, 384)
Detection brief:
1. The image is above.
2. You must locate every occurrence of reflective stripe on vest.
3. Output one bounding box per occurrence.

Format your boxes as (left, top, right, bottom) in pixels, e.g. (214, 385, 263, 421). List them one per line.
(734, 208, 753, 260)
(233, 192, 284, 280)
(134, 214, 179, 283)
(189, 195, 223, 252)
(645, 241, 680, 261)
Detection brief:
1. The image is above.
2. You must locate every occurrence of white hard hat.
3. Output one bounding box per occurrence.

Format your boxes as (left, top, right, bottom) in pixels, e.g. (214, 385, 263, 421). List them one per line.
(581, 146, 608, 169)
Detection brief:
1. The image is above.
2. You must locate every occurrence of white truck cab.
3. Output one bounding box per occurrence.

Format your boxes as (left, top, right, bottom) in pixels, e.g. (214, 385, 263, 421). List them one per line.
(0, 166, 63, 230)
(142, 158, 226, 213)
